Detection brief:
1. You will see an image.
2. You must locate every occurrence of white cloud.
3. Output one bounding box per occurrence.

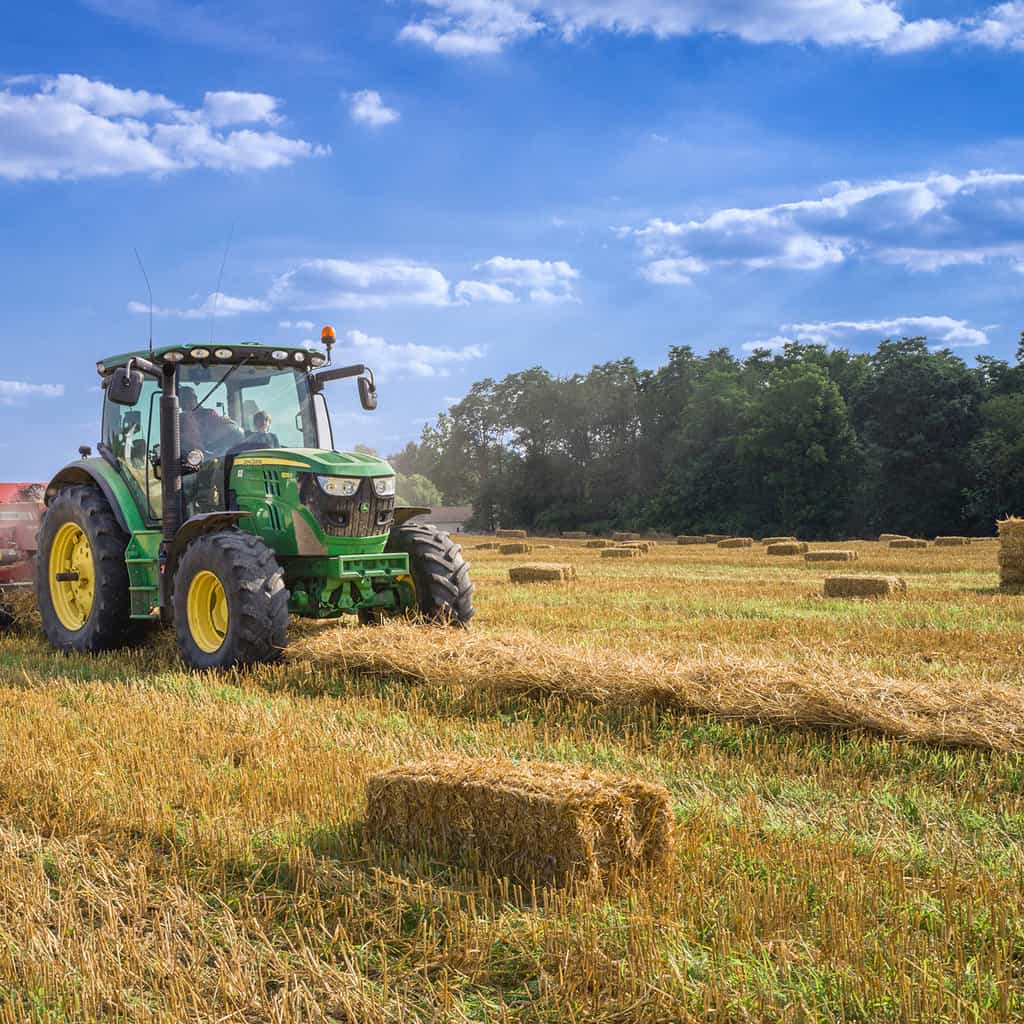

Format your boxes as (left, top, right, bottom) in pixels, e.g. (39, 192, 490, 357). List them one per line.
(743, 316, 992, 352)
(199, 90, 282, 127)
(626, 171, 1024, 278)
(279, 319, 315, 329)
(0, 74, 326, 181)
(966, 2, 1024, 49)
(454, 279, 518, 303)
(0, 380, 64, 404)
(269, 259, 453, 310)
(128, 292, 270, 319)
(342, 328, 484, 378)
(400, 0, 964, 56)
(641, 256, 706, 285)
(349, 89, 401, 127)
(472, 256, 581, 302)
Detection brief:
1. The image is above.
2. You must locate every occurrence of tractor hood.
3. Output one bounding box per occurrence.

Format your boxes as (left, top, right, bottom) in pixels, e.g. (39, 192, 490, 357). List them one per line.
(230, 448, 395, 478)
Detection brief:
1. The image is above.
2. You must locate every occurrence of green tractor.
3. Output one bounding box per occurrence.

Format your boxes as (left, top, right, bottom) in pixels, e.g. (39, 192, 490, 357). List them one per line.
(34, 328, 473, 669)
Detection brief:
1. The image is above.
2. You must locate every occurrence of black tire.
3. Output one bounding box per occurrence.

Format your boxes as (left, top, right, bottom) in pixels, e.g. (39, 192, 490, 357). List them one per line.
(36, 485, 135, 653)
(173, 530, 289, 670)
(385, 522, 474, 626)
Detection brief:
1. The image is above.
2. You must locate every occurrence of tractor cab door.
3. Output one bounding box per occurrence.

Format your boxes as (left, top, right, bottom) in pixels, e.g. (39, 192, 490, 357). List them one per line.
(102, 377, 163, 522)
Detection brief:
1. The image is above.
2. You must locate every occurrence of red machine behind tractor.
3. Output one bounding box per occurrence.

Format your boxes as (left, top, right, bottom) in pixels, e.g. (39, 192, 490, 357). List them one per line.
(0, 484, 44, 621)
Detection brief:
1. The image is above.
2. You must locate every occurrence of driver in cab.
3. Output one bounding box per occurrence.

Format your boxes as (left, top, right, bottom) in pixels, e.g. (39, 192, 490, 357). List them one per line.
(179, 386, 244, 455)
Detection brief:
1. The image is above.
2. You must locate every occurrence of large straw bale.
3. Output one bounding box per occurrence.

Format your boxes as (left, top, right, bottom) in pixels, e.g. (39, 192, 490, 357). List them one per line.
(879, 534, 910, 543)
(499, 542, 532, 555)
(824, 575, 907, 598)
(0, 587, 38, 633)
(365, 757, 674, 887)
(762, 536, 799, 545)
(618, 541, 654, 553)
(766, 541, 808, 555)
(601, 546, 642, 559)
(474, 542, 500, 550)
(703, 534, 731, 544)
(561, 531, 588, 540)
(586, 539, 614, 549)
(805, 550, 858, 563)
(611, 531, 641, 542)
(496, 529, 528, 539)
(998, 517, 1024, 589)
(675, 535, 704, 545)
(717, 537, 753, 549)
(889, 539, 928, 549)
(934, 536, 972, 547)
(509, 563, 577, 583)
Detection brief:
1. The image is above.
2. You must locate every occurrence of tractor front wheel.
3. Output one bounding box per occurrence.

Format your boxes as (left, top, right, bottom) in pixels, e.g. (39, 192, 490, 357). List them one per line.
(36, 485, 135, 653)
(173, 531, 289, 670)
(384, 522, 474, 626)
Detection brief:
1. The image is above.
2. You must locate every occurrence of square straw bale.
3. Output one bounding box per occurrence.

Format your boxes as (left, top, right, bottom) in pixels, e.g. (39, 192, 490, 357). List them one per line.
(496, 529, 528, 539)
(474, 542, 500, 550)
(586, 539, 614, 548)
(998, 518, 1024, 589)
(618, 541, 654, 553)
(717, 537, 754, 549)
(805, 550, 858, 563)
(365, 757, 674, 887)
(824, 575, 907, 598)
(934, 536, 972, 546)
(499, 542, 532, 555)
(766, 541, 809, 555)
(878, 533, 910, 542)
(509, 563, 577, 583)
(601, 546, 643, 559)
(703, 534, 731, 544)
(611, 531, 642, 541)
(889, 539, 928, 549)
(675, 535, 705, 545)
(561, 531, 588, 540)
(761, 536, 798, 545)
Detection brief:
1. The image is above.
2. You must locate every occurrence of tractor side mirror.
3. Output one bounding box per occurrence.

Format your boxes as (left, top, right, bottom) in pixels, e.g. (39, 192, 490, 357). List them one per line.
(358, 376, 378, 411)
(107, 366, 144, 406)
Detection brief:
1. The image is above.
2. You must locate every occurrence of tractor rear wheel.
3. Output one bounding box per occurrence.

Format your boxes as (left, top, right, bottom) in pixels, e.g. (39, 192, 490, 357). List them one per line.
(384, 522, 474, 626)
(173, 531, 289, 670)
(36, 485, 135, 653)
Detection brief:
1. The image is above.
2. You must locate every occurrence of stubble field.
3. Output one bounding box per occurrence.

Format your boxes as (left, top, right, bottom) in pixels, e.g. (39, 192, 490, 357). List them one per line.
(1, 535, 1023, 1022)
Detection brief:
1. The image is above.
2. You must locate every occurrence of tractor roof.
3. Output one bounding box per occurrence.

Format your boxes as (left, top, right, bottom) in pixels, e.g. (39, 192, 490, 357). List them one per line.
(96, 341, 327, 376)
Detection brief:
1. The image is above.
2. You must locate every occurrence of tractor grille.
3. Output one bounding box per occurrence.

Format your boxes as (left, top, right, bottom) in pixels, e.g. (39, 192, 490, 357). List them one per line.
(299, 474, 395, 538)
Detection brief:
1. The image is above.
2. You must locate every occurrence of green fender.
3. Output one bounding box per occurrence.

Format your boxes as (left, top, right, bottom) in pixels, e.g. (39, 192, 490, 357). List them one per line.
(45, 458, 148, 535)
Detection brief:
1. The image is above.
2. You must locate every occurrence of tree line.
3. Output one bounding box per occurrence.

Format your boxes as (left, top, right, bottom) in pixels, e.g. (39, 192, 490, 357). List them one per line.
(389, 337, 1024, 539)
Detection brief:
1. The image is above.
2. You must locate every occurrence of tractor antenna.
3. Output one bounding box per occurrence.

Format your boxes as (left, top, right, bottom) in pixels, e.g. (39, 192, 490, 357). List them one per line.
(208, 221, 236, 347)
(134, 248, 154, 356)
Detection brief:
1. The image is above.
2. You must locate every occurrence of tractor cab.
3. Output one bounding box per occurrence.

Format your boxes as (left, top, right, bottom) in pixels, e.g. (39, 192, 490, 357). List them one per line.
(29, 329, 474, 670)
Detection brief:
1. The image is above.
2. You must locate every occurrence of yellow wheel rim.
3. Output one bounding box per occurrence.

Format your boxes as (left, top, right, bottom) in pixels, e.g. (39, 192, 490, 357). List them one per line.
(50, 522, 95, 631)
(187, 570, 229, 654)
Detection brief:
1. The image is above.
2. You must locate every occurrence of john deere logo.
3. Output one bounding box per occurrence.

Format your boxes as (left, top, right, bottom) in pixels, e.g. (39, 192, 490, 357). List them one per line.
(360, 501, 370, 513)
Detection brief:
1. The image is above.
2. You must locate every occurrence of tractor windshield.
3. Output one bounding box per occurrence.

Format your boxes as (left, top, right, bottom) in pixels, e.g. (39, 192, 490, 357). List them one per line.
(178, 364, 317, 456)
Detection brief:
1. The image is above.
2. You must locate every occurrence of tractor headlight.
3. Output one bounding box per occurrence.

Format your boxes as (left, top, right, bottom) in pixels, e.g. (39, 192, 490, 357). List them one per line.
(372, 476, 396, 497)
(317, 475, 360, 498)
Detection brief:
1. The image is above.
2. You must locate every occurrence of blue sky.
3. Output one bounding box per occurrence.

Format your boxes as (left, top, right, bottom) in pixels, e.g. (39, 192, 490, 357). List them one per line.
(2, 0, 1024, 479)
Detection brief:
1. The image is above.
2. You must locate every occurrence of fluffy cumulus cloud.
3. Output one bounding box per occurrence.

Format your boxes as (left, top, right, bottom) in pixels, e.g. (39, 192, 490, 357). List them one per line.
(349, 90, 401, 126)
(743, 316, 992, 352)
(278, 319, 315, 329)
(128, 291, 271, 319)
(399, 0, 976, 56)
(342, 328, 484, 378)
(268, 259, 452, 310)
(460, 256, 581, 303)
(966, 2, 1024, 49)
(0, 380, 65, 405)
(0, 73, 327, 181)
(628, 171, 1024, 281)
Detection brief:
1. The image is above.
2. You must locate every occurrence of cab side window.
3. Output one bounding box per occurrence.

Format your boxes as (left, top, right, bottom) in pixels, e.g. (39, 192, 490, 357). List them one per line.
(102, 379, 162, 520)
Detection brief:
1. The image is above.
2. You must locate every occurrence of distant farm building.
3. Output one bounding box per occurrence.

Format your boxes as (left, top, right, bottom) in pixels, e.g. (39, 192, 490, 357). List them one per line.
(420, 506, 474, 533)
